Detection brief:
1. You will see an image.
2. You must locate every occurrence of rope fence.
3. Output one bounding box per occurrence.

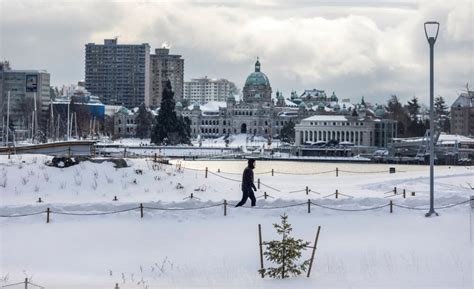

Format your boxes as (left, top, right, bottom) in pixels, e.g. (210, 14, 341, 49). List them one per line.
(190, 166, 410, 181)
(1, 198, 471, 222)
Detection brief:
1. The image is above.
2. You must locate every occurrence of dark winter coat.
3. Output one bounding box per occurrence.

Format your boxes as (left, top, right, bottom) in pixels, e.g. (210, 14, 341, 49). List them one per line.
(242, 167, 257, 191)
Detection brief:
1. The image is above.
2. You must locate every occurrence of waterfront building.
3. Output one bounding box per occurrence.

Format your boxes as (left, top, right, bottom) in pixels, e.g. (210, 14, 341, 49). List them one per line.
(0, 61, 50, 141)
(85, 38, 151, 108)
(184, 77, 235, 105)
(295, 114, 397, 147)
(150, 48, 184, 107)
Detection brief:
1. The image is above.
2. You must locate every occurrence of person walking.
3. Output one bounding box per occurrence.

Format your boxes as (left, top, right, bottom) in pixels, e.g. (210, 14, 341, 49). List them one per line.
(235, 159, 257, 207)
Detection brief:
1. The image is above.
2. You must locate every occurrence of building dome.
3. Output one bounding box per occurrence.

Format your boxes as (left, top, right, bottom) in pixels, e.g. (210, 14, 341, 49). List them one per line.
(243, 58, 272, 103)
(375, 105, 385, 117)
(245, 72, 270, 87)
(175, 101, 183, 108)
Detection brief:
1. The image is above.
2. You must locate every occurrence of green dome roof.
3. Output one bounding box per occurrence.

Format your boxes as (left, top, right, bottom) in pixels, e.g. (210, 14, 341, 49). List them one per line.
(375, 106, 385, 117)
(244, 58, 270, 87)
(175, 101, 183, 108)
(245, 71, 270, 87)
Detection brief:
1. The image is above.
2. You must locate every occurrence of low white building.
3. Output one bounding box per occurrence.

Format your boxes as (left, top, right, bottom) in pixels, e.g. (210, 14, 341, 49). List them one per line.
(295, 114, 397, 147)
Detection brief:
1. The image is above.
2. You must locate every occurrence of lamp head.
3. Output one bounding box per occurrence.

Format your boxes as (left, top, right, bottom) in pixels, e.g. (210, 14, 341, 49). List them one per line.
(424, 21, 440, 44)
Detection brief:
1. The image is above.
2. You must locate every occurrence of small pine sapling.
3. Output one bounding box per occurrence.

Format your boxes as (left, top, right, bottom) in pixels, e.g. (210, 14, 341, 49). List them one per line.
(259, 214, 310, 278)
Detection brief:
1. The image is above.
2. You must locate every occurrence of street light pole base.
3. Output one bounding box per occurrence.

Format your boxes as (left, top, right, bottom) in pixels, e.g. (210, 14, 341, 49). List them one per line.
(425, 211, 439, 217)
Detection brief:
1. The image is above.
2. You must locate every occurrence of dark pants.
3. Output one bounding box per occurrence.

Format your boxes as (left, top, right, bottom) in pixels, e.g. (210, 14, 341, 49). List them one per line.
(235, 188, 256, 207)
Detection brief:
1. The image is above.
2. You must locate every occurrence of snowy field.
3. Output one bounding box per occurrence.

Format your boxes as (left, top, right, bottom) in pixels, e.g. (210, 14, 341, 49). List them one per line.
(0, 154, 473, 289)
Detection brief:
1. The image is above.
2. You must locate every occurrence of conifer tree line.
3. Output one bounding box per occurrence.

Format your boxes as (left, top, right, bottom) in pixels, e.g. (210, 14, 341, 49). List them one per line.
(385, 95, 450, 138)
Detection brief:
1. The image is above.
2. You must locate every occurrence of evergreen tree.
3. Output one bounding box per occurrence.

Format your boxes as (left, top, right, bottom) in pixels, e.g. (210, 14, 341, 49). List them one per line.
(151, 80, 190, 145)
(406, 96, 420, 121)
(280, 120, 295, 143)
(259, 214, 310, 279)
(135, 103, 152, 139)
(435, 96, 450, 133)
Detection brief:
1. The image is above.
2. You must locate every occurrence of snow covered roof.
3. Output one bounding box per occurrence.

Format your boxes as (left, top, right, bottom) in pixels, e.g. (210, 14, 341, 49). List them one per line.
(284, 99, 298, 107)
(302, 115, 348, 122)
(452, 91, 473, 108)
(437, 134, 474, 144)
(187, 101, 227, 112)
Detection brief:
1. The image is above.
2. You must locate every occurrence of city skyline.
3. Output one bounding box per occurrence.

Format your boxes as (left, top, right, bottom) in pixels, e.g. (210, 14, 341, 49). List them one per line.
(0, 0, 472, 105)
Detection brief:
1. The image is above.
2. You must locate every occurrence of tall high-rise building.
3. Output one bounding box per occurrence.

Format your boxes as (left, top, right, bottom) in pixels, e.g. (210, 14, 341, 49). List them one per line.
(184, 77, 235, 105)
(451, 90, 474, 137)
(150, 48, 184, 107)
(85, 38, 150, 108)
(0, 61, 51, 141)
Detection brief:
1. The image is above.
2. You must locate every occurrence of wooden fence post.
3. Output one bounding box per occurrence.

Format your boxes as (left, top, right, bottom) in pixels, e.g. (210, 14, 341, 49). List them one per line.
(123, 147, 127, 158)
(390, 200, 393, 213)
(258, 224, 265, 278)
(140, 203, 144, 218)
(271, 169, 274, 176)
(205, 167, 208, 178)
(306, 186, 309, 195)
(68, 146, 71, 157)
(307, 226, 321, 278)
(336, 167, 338, 177)
(335, 189, 338, 199)
(307, 199, 311, 214)
(393, 187, 397, 195)
(258, 178, 260, 189)
(46, 207, 50, 223)
(224, 200, 227, 216)
(403, 189, 406, 199)
(264, 192, 268, 200)
(154, 153, 157, 163)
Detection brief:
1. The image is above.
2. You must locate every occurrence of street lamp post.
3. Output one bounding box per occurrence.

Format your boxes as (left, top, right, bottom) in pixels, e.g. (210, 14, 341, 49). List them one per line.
(424, 21, 440, 217)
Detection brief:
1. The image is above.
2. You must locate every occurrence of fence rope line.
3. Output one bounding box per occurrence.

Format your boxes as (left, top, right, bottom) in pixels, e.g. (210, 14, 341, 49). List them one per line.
(259, 182, 281, 192)
(311, 201, 389, 212)
(338, 169, 388, 174)
(393, 199, 471, 210)
(0, 211, 45, 218)
(208, 171, 241, 182)
(51, 207, 139, 216)
(143, 203, 223, 211)
(227, 202, 307, 209)
(0, 199, 470, 218)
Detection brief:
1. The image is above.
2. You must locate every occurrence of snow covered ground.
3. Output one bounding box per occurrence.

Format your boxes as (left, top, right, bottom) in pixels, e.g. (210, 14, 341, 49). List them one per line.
(0, 154, 473, 288)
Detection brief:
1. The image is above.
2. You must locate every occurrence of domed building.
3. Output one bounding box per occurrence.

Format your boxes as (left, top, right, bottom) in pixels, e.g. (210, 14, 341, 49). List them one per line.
(242, 58, 272, 103)
(178, 58, 396, 146)
(180, 58, 310, 139)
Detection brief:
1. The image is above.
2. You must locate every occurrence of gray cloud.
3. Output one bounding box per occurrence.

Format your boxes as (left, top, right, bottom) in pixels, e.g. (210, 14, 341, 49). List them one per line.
(0, 0, 472, 105)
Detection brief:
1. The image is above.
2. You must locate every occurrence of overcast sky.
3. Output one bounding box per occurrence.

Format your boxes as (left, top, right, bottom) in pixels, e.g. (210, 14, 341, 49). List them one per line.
(0, 0, 472, 105)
